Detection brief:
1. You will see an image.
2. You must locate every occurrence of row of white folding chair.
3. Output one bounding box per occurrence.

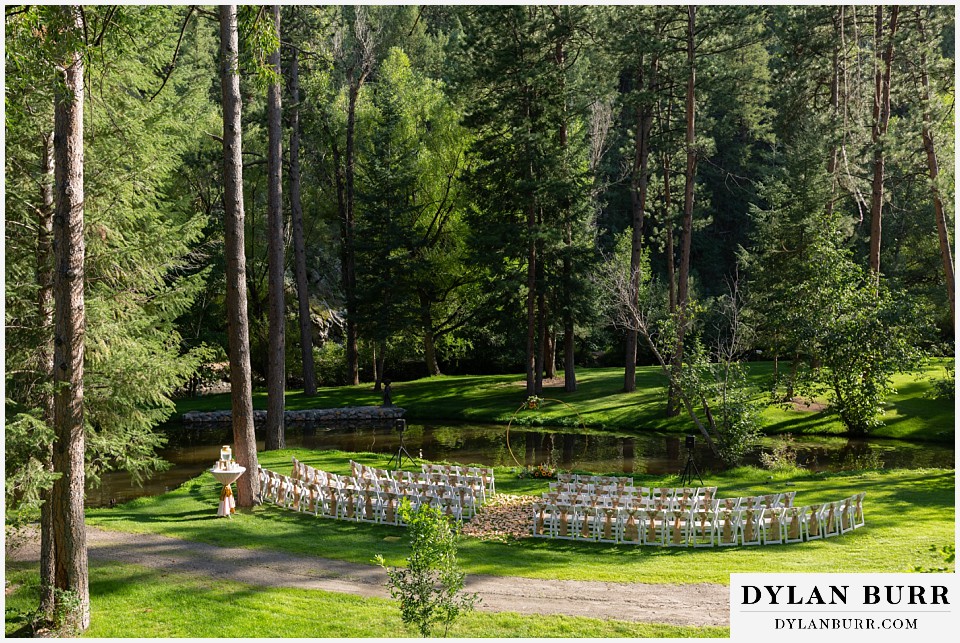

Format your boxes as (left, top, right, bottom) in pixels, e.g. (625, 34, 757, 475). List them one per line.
(371, 466, 487, 500)
(541, 490, 718, 512)
(290, 458, 341, 488)
(530, 497, 864, 546)
(322, 483, 470, 523)
(334, 474, 479, 517)
(556, 473, 634, 488)
(422, 462, 464, 476)
(714, 491, 797, 511)
(450, 465, 496, 496)
(383, 471, 485, 507)
(547, 484, 718, 505)
(319, 484, 468, 523)
(411, 471, 487, 503)
(423, 464, 497, 496)
(261, 468, 470, 524)
(530, 504, 779, 546)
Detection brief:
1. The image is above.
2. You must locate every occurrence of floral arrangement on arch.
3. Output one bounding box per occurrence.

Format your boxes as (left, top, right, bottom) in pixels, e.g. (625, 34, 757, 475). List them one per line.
(517, 462, 557, 479)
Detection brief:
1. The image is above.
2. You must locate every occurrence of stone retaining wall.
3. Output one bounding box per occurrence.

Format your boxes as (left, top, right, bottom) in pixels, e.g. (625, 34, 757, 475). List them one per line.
(182, 406, 406, 426)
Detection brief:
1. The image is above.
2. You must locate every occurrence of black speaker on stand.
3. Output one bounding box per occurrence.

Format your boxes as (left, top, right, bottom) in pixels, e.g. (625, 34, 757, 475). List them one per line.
(679, 434, 704, 487)
(387, 418, 414, 470)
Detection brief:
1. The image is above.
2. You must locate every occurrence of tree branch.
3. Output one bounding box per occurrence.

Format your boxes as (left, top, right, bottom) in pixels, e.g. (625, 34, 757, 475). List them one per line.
(149, 6, 195, 102)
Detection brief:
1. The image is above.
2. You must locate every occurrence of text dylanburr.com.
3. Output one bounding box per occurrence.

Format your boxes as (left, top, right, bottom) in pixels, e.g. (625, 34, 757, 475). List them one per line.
(730, 573, 956, 640)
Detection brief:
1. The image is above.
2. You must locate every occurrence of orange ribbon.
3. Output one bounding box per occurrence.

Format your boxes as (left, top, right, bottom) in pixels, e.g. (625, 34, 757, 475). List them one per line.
(220, 485, 235, 514)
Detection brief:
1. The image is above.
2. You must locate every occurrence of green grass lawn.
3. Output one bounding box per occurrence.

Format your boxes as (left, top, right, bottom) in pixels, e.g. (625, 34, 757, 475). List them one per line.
(173, 361, 955, 443)
(85, 449, 956, 586)
(3, 561, 726, 638)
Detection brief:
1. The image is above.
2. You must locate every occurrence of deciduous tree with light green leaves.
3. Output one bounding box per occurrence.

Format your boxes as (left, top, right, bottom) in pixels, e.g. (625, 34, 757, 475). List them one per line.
(376, 502, 479, 638)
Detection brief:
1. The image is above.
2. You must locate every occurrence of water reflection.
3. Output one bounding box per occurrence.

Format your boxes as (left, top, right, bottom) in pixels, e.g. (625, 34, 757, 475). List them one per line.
(86, 420, 954, 508)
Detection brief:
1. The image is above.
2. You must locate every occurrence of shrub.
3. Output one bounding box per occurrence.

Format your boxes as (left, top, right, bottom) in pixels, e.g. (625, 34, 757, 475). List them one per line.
(930, 368, 955, 401)
(376, 501, 479, 637)
(759, 435, 801, 472)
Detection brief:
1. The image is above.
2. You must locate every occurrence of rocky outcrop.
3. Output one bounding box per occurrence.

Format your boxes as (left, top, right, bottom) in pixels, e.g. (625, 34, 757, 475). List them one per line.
(182, 406, 405, 426)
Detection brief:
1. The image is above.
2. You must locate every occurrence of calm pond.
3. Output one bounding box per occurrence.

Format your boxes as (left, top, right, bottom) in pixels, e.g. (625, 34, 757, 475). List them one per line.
(87, 420, 955, 508)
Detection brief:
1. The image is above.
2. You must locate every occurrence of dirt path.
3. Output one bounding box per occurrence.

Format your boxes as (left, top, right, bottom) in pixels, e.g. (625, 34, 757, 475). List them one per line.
(6, 526, 729, 627)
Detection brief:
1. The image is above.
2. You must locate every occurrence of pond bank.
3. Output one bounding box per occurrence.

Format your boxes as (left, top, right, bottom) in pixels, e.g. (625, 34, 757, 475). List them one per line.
(174, 364, 955, 443)
(182, 405, 405, 426)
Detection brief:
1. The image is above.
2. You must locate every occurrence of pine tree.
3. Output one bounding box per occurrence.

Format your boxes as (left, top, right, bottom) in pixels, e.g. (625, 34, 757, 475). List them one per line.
(264, 4, 285, 450)
(218, 4, 260, 505)
(49, 5, 89, 630)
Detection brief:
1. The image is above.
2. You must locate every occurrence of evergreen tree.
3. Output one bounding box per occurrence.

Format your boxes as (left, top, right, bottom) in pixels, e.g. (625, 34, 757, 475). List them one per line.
(265, 5, 285, 450)
(218, 4, 260, 505)
(355, 48, 478, 379)
(457, 5, 596, 395)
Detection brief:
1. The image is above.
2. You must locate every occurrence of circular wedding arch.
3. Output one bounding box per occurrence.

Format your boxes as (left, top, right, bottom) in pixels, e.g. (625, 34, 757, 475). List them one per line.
(504, 396, 589, 469)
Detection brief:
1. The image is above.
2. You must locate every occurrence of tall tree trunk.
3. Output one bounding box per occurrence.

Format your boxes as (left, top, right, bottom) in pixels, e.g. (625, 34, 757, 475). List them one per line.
(826, 8, 841, 216)
(525, 203, 537, 396)
(535, 291, 547, 395)
(670, 5, 698, 418)
(660, 136, 679, 413)
(265, 5, 285, 451)
(344, 77, 366, 386)
(662, 149, 679, 413)
(554, 28, 577, 393)
(916, 12, 955, 328)
(38, 130, 56, 622)
(624, 55, 657, 393)
(663, 158, 677, 315)
(219, 4, 259, 506)
(376, 344, 386, 391)
(51, 8, 89, 627)
(868, 5, 899, 282)
(419, 292, 441, 376)
(544, 330, 556, 380)
(288, 49, 317, 395)
(563, 325, 576, 392)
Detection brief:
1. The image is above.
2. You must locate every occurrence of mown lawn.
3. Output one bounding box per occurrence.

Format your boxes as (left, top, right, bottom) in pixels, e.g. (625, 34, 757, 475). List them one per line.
(3, 561, 726, 639)
(85, 449, 956, 586)
(173, 361, 955, 443)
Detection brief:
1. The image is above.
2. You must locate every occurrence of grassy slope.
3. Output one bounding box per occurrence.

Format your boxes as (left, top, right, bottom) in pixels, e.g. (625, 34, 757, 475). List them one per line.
(86, 449, 956, 586)
(3, 561, 726, 638)
(173, 361, 955, 443)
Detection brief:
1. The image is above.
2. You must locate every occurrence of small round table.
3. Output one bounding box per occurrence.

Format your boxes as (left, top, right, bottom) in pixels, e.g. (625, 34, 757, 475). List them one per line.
(209, 466, 246, 517)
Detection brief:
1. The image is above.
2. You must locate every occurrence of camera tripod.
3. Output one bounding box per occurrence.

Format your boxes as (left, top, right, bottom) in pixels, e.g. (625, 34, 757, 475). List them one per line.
(387, 418, 414, 469)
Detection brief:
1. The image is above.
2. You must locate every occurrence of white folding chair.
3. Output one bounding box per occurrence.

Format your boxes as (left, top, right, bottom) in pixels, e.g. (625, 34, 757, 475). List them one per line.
(665, 508, 691, 547)
(822, 501, 842, 538)
(762, 507, 785, 544)
(553, 504, 575, 539)
(716, 509, 740, 546)
(641, 509, 666, 546)
(739, 508, 763, 546)
(782, 506, 805, 543)
(619, 508, 643, 545)
(804, 504, 825, 540)
(689, 509, 716, 547)
(852, 492, 866, 529)
(574, 505, 599, 542)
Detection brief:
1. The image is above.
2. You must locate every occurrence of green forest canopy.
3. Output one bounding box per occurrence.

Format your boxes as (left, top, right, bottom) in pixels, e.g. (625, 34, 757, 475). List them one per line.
(5, 3, 955, 424)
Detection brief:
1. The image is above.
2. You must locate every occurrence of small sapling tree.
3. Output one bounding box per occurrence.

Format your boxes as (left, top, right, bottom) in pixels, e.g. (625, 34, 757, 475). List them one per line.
(376, 501, 479, 637)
